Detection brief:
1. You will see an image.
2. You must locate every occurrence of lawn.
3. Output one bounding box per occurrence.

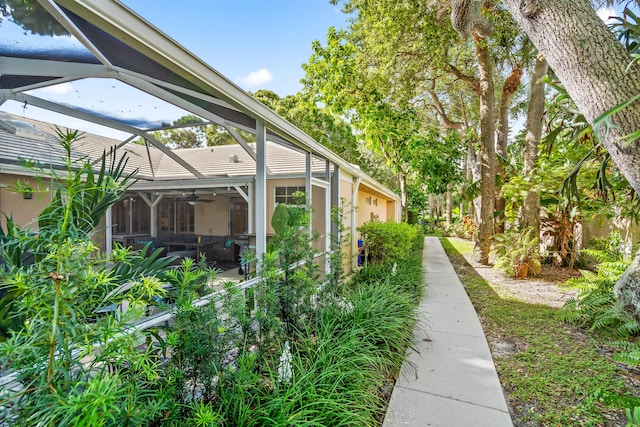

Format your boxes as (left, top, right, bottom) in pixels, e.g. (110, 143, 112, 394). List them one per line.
(441, 237, 640, 426)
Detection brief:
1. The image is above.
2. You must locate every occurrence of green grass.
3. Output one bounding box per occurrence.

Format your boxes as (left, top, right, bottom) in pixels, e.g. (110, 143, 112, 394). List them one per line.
(441, 237, 638, 426)
(214, 255, 424, 426)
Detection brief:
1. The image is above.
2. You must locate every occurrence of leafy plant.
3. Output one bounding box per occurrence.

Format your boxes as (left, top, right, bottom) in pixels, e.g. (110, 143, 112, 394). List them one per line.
(492, 226, 541, 277)
(0, 130, 171, 425)
(559, 244, 639, 336)
(357, 220, 421, 265)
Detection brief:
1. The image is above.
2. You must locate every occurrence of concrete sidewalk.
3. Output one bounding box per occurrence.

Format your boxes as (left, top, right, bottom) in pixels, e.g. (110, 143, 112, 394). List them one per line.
(383, 236, 513, 427)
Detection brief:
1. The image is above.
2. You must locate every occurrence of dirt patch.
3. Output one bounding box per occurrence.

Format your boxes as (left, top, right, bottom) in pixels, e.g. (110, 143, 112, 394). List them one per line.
(447, 237, 581, 308)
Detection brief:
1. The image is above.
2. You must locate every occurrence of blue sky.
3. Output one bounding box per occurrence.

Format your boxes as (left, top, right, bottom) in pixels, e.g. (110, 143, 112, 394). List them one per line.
(0, 1, 349, 138)
(122, 0, 349, 96)
(0, 1, 626, 139)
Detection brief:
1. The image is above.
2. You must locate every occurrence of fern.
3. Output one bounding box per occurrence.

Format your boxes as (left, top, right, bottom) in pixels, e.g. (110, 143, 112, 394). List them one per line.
(611, 340, 640, 367)
(560, 249, 639, 336)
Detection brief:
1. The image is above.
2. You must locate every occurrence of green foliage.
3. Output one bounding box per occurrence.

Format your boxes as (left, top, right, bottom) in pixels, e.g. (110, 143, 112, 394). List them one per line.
(0, 132, 425, 425)
(492, 227, 541, 277)
(0, 131, 172, 425)
(0, 0, 69, 36)
(560, 239, 639, 336)
(443, 215, 477, 240)
(357, 220, 421, 265)
(162, 270, 247, 413)
(611, 340, 640, 368)
(627, 406, 640, 427)
(325, 200, 351, 297)
(441, 237, 639, 426)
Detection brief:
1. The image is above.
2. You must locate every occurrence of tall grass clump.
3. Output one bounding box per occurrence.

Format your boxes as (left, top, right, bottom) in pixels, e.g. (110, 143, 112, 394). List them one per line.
(209, 219, 424, 426)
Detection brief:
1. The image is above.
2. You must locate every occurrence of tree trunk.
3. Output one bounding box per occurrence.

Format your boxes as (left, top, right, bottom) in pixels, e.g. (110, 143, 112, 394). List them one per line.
(495, 66, 524, 234)
(446, 189, 453, 226)
(501, 0, 640, 192)
(522, 54, 548, 239)
(467, 140, 482, 226)
(475, 35, 496, 265)
(501, 0, 640, 318)
(399, 173, 408, 222)
(429, 193, 436, 219)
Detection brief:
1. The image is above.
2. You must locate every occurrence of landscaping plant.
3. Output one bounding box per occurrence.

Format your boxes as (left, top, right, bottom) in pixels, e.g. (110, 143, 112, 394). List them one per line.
(0, 130, 173, 426)
(492, 226, 542, 277)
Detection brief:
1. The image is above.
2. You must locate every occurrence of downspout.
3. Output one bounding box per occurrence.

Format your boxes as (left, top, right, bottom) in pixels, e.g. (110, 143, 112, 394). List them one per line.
(351, 177, 361, 273)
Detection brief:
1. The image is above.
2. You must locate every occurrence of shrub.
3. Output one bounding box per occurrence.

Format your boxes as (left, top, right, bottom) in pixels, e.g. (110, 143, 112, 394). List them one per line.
(357, 220, 422, 265)
(0, 130, 172, 426)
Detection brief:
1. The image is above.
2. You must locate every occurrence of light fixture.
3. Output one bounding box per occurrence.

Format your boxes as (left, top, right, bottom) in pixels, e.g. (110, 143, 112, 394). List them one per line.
(188, 200, 197, 206)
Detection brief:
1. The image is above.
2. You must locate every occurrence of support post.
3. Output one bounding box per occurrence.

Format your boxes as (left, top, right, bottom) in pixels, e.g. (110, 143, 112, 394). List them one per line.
(256, 120, 267, 262)
(248, 181, 255, 234)
(306, 152, 313, 238)
(105, 205, 113, 255)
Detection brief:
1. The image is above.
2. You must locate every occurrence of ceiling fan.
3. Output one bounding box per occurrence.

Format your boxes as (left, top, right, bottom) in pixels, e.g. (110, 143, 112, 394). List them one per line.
(185, 190, 215, 205)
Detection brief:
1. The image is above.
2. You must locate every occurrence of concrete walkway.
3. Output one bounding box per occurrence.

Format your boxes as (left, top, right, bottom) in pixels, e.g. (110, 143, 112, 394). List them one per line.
(383, 236, 513, 427)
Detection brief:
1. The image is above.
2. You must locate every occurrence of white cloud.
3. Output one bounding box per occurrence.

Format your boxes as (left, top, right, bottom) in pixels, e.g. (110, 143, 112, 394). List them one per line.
(41, 82, 73, 95)
(239, 68, 273, 86)
(597, 7, 615, 23)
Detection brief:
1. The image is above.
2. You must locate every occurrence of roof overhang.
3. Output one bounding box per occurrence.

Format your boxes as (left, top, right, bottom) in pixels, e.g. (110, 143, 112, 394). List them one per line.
(0, 0, 400, 204)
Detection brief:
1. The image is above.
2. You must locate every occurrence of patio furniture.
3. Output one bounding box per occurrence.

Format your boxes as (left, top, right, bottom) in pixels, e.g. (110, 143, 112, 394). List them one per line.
(164, 235, 217, 264)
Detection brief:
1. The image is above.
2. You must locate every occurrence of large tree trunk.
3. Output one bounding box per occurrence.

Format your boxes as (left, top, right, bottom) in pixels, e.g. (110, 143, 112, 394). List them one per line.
(445, 189, 453, 226)
(467, 140, 482, 226)
(475, 35, 496, 264)
(501, 0, 640, 192)
(522, 54, 548, 238)
(399, 173, 409, 222)
(501, 0, 640, 318)
(495, 66, 523, 233)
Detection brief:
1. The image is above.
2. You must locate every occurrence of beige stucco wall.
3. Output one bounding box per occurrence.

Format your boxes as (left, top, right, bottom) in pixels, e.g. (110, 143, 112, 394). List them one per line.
(0, 174, 51, 231)
(357, 188, 390, 225)
(583, 214, 640, 257)
(311, 185, 326, 252)
(339, 177, 355, 270)
(387, 199, 398, 222)
(195, 196, 230, 236)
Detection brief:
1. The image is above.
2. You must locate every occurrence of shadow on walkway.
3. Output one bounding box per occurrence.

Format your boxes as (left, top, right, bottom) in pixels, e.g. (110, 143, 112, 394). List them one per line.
(383, 236, 513, 427)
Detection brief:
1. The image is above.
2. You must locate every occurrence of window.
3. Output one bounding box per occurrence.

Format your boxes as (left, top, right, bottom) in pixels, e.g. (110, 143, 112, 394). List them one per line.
(176, 200, 195, 233)
(230, 197, 248, 235)
(365, 196, 371, 205)
(275, 186, 305, 205)
(158, 199, 194, 234)
(158, 199, 174, 233)
(111, 198, 129, 234)
(111, 196, 149, 234)
(373, 198, 378, 206)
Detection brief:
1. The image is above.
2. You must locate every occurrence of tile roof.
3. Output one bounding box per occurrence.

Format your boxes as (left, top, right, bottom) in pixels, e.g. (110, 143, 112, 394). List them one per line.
(0, 112, 327, 180)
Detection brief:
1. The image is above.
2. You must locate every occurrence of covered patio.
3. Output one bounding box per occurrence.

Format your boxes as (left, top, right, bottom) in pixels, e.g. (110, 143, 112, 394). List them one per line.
(0, 0, 399, 271)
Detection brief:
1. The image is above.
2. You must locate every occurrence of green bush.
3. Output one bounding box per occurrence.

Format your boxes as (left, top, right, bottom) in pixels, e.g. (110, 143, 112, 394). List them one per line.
(357, 220, 422, 265)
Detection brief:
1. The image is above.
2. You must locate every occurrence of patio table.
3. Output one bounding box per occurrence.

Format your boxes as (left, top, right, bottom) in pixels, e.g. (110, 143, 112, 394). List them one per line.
(165, 240, 215, 263)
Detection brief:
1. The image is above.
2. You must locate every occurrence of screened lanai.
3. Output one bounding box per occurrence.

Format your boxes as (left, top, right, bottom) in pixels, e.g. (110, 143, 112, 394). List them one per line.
(0, 0, 400, 264)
